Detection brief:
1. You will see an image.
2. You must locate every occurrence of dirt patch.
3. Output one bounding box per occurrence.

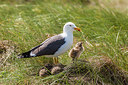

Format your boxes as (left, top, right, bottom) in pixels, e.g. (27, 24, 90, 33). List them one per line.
(0, 40, 17, 67)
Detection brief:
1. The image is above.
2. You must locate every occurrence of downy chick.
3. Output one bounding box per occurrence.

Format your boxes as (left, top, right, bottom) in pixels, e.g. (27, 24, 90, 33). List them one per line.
(69, 42, 84, 63)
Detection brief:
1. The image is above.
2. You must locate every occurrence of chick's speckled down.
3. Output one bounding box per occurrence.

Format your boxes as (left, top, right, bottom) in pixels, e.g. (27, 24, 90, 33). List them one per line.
(69, 42, 84, 62)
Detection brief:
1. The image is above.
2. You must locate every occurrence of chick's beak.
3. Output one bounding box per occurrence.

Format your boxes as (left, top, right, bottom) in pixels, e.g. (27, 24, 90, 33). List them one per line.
(74, 27, 81, 32)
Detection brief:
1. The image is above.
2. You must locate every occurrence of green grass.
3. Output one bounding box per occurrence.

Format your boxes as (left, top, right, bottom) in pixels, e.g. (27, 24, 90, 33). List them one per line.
(0, 0, 128, 85)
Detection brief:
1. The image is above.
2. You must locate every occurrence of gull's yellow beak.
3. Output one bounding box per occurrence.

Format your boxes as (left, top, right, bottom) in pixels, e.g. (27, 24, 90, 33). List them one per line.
(74, 27, 81, 32)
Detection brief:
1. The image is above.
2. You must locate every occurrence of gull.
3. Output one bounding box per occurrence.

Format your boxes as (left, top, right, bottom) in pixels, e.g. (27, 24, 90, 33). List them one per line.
(18, 22, 81, 64)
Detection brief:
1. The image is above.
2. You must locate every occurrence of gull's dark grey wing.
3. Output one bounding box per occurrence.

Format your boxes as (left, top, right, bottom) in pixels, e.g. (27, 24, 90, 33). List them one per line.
(31, 35, 66, 56)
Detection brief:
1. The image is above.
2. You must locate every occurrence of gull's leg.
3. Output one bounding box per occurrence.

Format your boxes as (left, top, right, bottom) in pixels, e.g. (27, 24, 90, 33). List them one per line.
(53, 57, 59, 64)
(55, 57, 59, 64)
(53, 57, 56, 64)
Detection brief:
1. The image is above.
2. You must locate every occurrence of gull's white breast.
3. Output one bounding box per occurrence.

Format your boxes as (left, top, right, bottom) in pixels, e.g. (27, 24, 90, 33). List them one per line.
(53, 33, 73, 57)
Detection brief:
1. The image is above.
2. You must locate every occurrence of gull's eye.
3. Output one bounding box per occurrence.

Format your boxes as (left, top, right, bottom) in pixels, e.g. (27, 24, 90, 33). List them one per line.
(69, 25, 72, 26)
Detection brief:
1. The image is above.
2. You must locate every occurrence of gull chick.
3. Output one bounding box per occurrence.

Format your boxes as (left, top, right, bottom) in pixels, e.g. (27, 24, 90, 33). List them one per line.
(69, 42, 84, 62)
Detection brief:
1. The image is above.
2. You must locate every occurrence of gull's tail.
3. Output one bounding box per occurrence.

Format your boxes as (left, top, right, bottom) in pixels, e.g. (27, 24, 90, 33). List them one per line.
(18, 51, 32, 58)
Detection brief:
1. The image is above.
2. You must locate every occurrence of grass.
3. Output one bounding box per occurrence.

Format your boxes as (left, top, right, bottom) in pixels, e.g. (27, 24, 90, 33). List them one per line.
(0, 0, 128, 84)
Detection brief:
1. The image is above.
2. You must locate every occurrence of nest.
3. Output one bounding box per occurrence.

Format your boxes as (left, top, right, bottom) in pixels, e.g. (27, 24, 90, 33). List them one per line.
(39, 56, 128, 85)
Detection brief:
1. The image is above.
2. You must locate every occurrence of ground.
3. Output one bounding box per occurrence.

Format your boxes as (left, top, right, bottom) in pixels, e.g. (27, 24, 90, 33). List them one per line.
(0, 0, 128, 85)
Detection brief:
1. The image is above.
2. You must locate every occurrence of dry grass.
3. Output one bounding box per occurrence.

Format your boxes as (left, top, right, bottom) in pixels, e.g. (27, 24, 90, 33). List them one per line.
(92, 0, 128, 11)
(88, 56, 128, 85)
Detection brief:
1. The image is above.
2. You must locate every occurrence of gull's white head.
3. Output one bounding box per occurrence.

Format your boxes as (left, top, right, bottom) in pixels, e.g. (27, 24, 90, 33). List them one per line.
(63, 22, 81, 33)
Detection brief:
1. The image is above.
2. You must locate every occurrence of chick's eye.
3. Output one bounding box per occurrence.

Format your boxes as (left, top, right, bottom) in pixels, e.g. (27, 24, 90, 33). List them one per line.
(69, 25, 71, 26)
